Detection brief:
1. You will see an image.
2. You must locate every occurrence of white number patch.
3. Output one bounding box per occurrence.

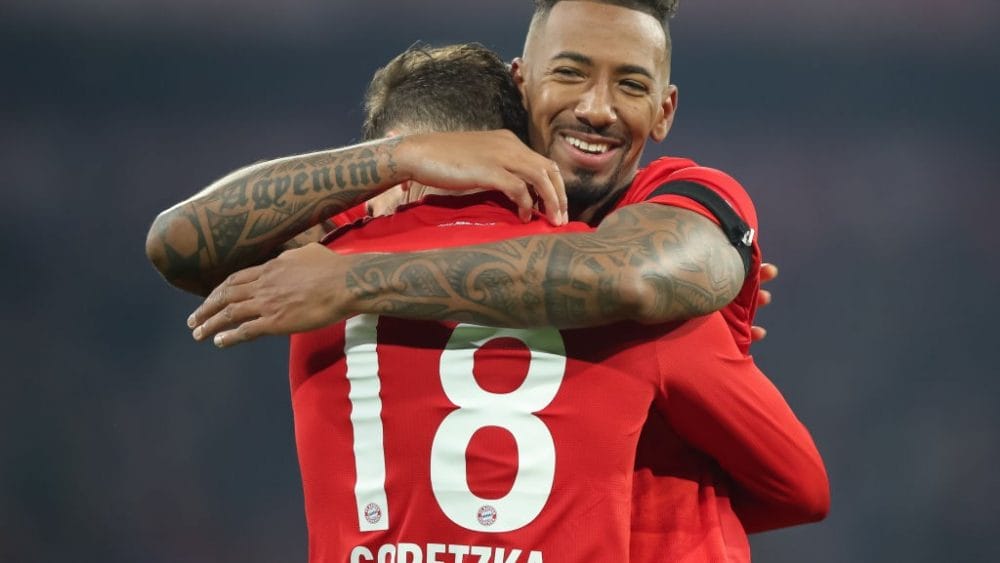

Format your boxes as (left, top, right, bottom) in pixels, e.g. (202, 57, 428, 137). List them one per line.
(432, 324, 566, 532)
(343, 316, 567, 533)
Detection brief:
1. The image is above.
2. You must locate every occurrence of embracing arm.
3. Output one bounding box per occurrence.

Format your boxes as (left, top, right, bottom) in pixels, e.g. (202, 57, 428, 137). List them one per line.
(665, 358, 830, 532)
(189, 201, 744, 345)
(146, 130, 566, 296)
(145, 138, 406, 295)
(658, 316, 830, 532)
(342, 202, 744, 327)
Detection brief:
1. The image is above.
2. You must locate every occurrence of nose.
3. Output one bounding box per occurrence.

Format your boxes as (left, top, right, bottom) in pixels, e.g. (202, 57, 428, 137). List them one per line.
(574, 83, 617, 130)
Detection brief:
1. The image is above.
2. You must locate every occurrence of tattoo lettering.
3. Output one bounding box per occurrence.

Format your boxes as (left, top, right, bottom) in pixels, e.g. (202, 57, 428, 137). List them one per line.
(219, 179, 249, 210)
(151, 137, 403, 290)
(252, 178, 276, 209)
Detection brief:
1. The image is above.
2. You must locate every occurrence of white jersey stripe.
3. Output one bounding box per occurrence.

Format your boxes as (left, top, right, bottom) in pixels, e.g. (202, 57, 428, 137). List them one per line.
(344, 314, 390, 532)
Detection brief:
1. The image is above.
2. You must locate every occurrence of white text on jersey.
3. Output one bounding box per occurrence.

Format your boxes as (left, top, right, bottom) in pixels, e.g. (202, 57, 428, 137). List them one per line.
(350, 542, 543, 563)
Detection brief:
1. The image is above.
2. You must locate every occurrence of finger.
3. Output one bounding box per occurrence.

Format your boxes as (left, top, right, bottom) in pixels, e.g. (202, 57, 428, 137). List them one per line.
(193, 300, 261, 342)
(760, 263, 779, 284)
(213, 318, 268, 349)
(489, 173, 534, 223)
(548, 162, 568, 224)
(188, 266, 263, 328)
(189, 281, 258, 332)
(751, 325, 767, 342)
(758, 289, 772, 307)
(522, 160, 563, 226)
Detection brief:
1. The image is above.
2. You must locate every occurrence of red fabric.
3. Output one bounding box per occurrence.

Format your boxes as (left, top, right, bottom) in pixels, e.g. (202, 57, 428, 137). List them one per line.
(321, 192, 585, 253)
(622, 158, 757, 563)
(328, 203, 371, 229)
(621, 158, 829, 561)
(289, 191, 826, 563)
(616, 157, 762, 357)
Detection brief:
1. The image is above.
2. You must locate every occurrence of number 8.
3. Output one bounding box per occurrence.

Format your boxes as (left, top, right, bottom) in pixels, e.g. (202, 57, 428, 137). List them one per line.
(432, 324, 566, 532)
(344, 317, 567, 533)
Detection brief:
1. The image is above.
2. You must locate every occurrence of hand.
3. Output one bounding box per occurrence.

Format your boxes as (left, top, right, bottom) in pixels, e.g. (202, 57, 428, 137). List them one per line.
(751, 263, 778, 342)
(368, 185, 406, 217)
(400, 130, 568, 226)
(187, 243, 351, 348)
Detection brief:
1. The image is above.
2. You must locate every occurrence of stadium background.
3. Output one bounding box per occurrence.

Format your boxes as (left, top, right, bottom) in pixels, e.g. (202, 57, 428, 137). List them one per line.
(2, 1, 998, 561)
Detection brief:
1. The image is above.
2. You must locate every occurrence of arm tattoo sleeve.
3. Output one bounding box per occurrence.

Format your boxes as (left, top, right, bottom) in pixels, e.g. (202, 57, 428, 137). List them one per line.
(343, 204, 745, 328)
(147, 138, 402, 292)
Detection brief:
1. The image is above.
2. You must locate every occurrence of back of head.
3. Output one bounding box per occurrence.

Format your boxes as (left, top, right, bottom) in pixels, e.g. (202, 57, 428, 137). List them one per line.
(363, 43, 527, 142)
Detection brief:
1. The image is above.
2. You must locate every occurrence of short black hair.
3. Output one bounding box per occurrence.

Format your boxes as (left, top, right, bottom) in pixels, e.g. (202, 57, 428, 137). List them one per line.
(363, 43, 528, 142)
(532, 0, 677, 53)
(533, 0, 678, 21)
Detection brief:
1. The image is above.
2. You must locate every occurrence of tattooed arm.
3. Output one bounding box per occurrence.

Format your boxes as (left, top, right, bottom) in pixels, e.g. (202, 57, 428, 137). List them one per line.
(146, 130, 566, 296)
(189, 202, 744, 345)
(145, 139, 405, 295)
(341, 203, 744, 328)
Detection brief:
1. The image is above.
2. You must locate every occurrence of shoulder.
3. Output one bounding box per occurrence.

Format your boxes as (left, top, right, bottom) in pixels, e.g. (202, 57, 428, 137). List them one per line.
(617, 157, 758, 230)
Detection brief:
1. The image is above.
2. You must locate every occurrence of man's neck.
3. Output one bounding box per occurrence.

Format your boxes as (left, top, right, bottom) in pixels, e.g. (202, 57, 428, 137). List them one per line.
(569, 176, 635, 226)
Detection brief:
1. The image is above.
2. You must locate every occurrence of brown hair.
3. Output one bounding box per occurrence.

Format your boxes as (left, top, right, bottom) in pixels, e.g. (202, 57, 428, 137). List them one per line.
(363, 43, 528, 142)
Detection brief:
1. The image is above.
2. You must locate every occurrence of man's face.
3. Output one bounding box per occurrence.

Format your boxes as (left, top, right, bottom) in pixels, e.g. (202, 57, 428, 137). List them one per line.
(514, 1, 677, 208)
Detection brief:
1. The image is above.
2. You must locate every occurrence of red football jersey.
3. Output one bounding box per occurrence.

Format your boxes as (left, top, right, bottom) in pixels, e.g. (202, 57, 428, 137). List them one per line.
(618, 158, 800, 561)
(616, 157, 762, 356)
(290, 193, 824, 562)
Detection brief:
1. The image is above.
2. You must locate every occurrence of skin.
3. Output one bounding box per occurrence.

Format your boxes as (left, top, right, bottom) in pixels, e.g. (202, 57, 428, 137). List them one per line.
(154, 2, 811, 534)
(380, 126, 491, 209)
(753, 263, 778, 340)
(146, 140, 405, 295)
(183, 2, 747, 346)
(146, 131, 568, 295)
(514, 1, 678, 222)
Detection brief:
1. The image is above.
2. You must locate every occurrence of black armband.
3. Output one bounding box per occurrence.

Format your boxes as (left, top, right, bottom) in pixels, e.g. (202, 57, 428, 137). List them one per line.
(647, 181, 754, 275)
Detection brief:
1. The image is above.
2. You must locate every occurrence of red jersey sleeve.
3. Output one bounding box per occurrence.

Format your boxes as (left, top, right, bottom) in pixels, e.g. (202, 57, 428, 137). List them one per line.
(618, 158, 758, 232)
(617, 158, 762, 354)
(654, 313, 830, 533)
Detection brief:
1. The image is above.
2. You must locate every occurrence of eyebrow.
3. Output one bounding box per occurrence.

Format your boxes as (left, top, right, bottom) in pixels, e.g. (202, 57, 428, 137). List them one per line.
(551, 51, 655, 81)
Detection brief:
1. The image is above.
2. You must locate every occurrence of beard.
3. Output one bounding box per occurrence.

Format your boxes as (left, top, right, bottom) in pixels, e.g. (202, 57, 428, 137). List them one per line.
(566, 168, 611, 206)
(539, 120, 637, 217)
(564, 163, 629, 222)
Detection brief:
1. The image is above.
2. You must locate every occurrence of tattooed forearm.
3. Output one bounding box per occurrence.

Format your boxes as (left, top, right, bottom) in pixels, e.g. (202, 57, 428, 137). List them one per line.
(343, 204, 745, 328)
(146, 138, 403, 294)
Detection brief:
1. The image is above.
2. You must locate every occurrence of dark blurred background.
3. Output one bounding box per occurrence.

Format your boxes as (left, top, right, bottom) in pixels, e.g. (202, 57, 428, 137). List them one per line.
(2, 1, 998, 561)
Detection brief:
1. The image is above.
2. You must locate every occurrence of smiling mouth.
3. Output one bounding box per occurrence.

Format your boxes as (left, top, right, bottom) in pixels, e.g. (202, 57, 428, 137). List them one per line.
(562, 134, 613, 155)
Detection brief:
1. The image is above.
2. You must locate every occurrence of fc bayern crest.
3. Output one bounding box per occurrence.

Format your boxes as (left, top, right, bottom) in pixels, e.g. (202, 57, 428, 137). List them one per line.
(364, 502, 383, 524)
(477, 505, 497, 526)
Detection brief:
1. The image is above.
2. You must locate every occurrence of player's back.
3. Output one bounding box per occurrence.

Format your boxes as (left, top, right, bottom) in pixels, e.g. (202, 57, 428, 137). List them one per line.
(290, 185, 826, 562)
(291, 313, 699, 562)
(291, 193, 664, 561)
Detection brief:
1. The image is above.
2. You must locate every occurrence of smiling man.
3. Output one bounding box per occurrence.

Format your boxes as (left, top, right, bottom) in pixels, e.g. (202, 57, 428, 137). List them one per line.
(168, 1, 756, 346)
(148, 1, 827, 560)
(516, 0, 679, 223)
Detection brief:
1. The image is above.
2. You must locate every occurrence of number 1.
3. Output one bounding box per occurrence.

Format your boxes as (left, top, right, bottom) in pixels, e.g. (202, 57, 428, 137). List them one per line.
(344, 315, 390, 531)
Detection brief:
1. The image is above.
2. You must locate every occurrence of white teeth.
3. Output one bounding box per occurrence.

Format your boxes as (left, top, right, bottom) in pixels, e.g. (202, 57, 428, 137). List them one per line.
(565, 135, 610, 154)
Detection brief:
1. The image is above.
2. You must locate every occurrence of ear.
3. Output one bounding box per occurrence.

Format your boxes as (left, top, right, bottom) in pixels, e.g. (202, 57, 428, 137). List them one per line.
(511, 57, 529, 108)
(650, 84, 678, 143)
